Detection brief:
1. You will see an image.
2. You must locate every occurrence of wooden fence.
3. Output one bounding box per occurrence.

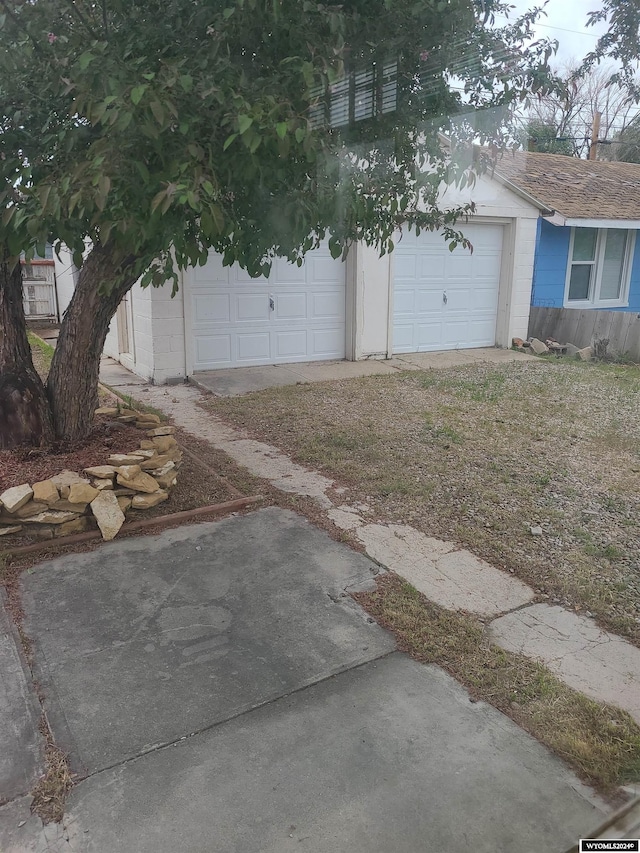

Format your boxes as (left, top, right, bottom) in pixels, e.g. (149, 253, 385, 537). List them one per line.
(528, 306, 640, 362)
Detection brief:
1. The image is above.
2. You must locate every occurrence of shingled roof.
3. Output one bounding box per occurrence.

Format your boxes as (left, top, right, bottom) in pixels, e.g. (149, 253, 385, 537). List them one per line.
(492, 150, 640, 221)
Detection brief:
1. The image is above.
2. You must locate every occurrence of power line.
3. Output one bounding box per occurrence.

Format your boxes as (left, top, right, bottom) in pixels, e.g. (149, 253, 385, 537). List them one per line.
(494, 13, 600, 40)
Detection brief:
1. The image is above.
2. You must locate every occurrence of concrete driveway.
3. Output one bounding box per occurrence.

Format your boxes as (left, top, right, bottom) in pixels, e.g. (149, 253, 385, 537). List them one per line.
(1, 508, 604, 852)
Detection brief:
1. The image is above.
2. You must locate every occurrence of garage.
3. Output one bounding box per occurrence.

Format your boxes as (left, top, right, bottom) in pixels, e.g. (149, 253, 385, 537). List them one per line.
(393, 223, 504, 353)
(190, 246, 346, 370)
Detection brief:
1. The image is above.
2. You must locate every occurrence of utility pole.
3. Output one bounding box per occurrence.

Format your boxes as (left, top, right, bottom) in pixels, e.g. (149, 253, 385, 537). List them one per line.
(589, 111, 601, 160)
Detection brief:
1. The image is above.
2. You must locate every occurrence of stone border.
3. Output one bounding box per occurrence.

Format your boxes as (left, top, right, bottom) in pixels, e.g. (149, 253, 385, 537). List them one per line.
(0, 410, 182, 542)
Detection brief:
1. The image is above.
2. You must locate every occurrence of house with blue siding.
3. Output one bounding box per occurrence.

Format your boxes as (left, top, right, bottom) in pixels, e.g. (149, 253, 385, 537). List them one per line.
(493, 151, 640, 357)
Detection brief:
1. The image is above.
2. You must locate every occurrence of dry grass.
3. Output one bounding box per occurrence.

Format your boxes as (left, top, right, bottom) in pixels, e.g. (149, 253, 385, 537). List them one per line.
(207, 358, 640, 644)
(356, 573, 640, 794)
(27, 332, 55, 380)
(30, 716, 74, 824)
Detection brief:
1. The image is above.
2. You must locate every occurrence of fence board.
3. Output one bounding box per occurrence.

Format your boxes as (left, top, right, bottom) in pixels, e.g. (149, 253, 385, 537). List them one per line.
(528, 307, 640, 362)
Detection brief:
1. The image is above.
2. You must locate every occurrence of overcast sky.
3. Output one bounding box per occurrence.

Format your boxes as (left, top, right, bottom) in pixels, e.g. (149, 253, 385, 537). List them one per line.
(503, 0, 610, 67)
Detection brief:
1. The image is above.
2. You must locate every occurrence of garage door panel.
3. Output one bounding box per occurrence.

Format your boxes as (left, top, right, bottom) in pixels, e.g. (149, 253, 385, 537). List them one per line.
(195, 334, 232, 365)
(415, 322, 443, 349)
(271, 258, 305, 283)
(236, 293, 269, 322)
(416, 290, 444, 313)
(418, 255, 446, 280)
(312, 290, 345, 319)
(393, 224, 502, 354)
(193, 293, 230, 324)
(394, 289, 416, 315)
(311, 327, 347, 356)
(237, 332, 270, 362)
(191, 246, 346, 369)
(395, 255, 418, 280)
(194, 255, 228, 285)
(273, 329, 308, 359)
(275, 293, 307, 320)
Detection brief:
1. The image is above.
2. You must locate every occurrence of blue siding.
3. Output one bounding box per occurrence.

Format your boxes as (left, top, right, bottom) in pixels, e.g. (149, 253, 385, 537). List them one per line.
(531, 220, 640, 312)
(531, 219, 570, 308)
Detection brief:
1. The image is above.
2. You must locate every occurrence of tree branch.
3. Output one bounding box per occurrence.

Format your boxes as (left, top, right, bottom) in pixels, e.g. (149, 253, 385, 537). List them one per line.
(61, 0, 102, 41)
(0, 0, 45, 56)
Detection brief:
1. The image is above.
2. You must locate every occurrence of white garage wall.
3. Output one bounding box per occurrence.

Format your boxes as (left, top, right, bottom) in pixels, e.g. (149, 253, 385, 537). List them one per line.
(52, 247, 78, 319)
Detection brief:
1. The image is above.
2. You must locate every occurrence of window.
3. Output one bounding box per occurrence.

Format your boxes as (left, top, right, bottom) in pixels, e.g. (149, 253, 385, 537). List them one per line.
(565, 227, 635, 307)
(309, 60, 398, 130)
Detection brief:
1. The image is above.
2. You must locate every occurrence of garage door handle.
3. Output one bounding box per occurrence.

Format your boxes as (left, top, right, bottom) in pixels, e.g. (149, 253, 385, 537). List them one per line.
(269, 295, 275, 311)
(442, 291, 447, 305)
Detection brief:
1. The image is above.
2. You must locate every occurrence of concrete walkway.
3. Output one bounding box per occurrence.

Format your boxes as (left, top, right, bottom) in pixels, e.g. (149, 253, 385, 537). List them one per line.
(190, 347, 534, 396)
(115, 374, 640, 735)
(1, 510, 606, 852)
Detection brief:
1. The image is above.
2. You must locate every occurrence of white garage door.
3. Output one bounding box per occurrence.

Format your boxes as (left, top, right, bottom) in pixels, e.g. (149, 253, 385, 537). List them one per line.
(190, 247, 346, 370)
(393, 223, 503, 353)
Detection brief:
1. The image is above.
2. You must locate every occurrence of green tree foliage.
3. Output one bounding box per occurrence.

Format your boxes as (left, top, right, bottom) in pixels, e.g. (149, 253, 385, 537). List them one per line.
(518, 119, 574, 155)
(0, 0, 555, 444)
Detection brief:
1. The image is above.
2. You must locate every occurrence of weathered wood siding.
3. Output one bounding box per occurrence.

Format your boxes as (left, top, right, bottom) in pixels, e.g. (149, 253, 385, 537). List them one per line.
(529, 306, 640, 362)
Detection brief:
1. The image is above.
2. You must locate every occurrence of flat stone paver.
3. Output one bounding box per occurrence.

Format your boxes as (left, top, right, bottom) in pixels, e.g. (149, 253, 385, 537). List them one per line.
(489, 604, 640, 724)
(0, 599, 42, 801)
(357, 523, 535, 616)
(21, 508, 393, 775)
(57, 656, 603, 853)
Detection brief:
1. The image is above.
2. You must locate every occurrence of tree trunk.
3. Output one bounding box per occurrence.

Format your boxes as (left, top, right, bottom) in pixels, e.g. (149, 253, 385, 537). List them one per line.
(46, 244, 138, 443)
(0, 248, 54, 449)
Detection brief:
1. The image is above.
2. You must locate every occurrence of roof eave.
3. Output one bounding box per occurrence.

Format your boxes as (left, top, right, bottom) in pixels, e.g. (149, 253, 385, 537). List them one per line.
(491, 170, 554, 217)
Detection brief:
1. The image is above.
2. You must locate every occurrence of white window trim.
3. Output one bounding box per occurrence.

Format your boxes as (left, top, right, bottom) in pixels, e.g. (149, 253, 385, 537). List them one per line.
(563, 227, 635, 309)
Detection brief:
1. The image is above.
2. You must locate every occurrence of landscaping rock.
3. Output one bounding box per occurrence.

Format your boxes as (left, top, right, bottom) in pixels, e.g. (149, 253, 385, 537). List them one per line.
(14, 502, 49, 519)
(68, 483, 99, 504)
(50, 471, 90, 499)
(0, 484, 34, 514)
(139, 453, 179, 471)
(113, 487, 136, 496)
(115, 464, 142, 479)
(529, 338, 549, 355)
(50, 499, 88, 513)
(577, 346, 592, 361)
(117, 415, 137, 424)
(153, 460, 177, 480)
(139, 440, 156, 450)
(22, 511, 79, 525)
(146, 426, 175, 437)
(530, 525, 543, 536)
(56, 517, 92, 537)
(116, 471, 160, 494)
(117, 496, 132, 512)
(156, 472, 177, 490)
(0, 525, 23, 536)
(132, 490, 169, 509)
(93, 479, 114, 491)
(135, 413, 161, 425)
(91, 491, 125, 541)
(95, 406, 119, 416)
(108, 454, 145, 466)
(512, 337, 524, 348)
(134, 450, 157, 459)
(32, 480, 59, 504)
(565, 343, 580, 357)
(152, 436, 178, 453)
(84, 465, 116, 479)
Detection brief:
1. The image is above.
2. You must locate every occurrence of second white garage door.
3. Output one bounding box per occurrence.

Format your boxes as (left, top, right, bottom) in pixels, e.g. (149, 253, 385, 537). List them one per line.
(393, 223, 503, 353)
(190, 247, 346, 370)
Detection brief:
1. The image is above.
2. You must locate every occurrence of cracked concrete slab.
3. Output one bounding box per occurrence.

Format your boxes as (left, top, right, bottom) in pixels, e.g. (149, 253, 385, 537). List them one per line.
(0, 797, 68, 853)
(0, 598, 43, 801)
(489, 605, 640, 724)
(58, 655, 604, 853)
(21, 508, 393, 775)
(356, 523, 535, 616)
